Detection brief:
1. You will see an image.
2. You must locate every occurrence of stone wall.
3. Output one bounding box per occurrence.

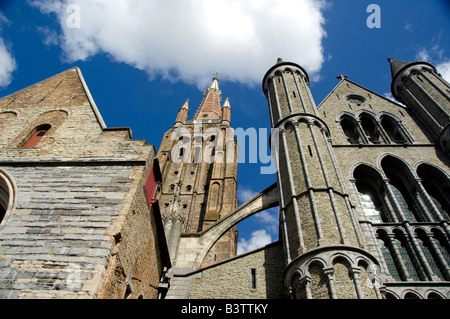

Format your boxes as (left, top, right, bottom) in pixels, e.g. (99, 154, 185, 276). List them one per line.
(0, 67, 169, 298)
(188, 241, 286, 299)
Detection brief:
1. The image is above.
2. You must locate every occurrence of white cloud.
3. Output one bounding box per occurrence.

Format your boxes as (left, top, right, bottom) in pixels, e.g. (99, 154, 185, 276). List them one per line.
(0, 13, 16, 88)
(436, 60, 450, 83)
(236, 185, 279, 254)
(28, 0, 328, 88)
(254, 208, 278, 234)
(237, 186, 258, 203)
(237, 229, 272, 254)
(0, 37, 15, 87)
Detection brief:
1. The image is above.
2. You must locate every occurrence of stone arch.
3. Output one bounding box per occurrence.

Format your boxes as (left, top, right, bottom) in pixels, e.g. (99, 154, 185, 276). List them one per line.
(357, 259, 379, 299)
(384, 290, 400, 299)
(379, 113, 410, 143)
(11, 110, 68, 147)
(0, 169, 16, 229)
(416, 162, 450, 221)
(358, 111, 383, 144)
(380, 155, 425, 222)
(403, 290, 422, 299)
(307, 260, 330, 299)
(177, 183, 279, 268)
(338, 113, 362, 144)
(332, 256, 358, 299)
(426, 290, 446, 299)
(352, 163, 392, 222)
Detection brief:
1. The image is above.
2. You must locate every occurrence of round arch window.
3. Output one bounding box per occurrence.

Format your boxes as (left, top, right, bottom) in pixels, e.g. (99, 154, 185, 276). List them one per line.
(0, 172, 14, 224)
(347, 95, 366, 104)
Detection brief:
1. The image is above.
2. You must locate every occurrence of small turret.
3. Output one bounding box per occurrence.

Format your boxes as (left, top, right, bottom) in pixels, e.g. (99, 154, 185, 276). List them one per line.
(174, 99, 189, 125)
(388, 57, 450, 153)
(221, 97, 231, 125)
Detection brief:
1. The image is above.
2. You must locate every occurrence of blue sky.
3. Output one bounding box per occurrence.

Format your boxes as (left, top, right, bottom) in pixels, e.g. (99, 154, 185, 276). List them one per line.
(0, 0, 449, 254)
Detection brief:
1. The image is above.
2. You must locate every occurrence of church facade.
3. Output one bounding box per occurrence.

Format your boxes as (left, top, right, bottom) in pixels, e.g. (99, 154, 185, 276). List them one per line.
(0, 56, 449, 299)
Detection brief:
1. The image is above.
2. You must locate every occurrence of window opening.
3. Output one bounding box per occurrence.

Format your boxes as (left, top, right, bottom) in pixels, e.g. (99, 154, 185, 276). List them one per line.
(251, 268, 257, 289)
(22, 124, 51, 148)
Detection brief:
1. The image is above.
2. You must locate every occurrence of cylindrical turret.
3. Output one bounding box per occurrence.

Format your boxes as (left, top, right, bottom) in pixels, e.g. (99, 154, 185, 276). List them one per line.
(389, 58, 450, 152)
(263, 59, 381, 299)
(175, 99, 189, 125)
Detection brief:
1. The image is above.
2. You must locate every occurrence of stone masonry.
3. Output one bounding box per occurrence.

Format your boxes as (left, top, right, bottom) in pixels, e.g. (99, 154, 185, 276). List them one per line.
(0, 67, 170, 298)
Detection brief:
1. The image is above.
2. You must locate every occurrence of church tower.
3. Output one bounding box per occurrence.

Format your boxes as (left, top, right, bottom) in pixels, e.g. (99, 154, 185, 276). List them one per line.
(262, 59, 381, 299)
(155, 78, 239, 267)
(389, 58, 450, 153)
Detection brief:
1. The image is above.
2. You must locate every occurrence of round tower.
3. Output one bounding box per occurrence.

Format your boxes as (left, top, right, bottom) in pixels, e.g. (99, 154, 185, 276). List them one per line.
(389, 58, 450, 153)
(262, 59, 381, 299)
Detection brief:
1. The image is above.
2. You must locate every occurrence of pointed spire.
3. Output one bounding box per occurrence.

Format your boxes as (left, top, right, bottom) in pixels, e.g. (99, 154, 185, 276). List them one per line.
(193, 77, 223, 121)
(175, 99, 189, 125)
(223, 97, 231, 108)
(181, 98, 189, 110)
(210, 77, 219, 90)
(388, 57, 411, 81)
(221, 97, 231, 124)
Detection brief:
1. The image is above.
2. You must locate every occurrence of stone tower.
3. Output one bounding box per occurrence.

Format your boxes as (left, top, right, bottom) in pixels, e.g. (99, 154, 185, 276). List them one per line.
(389, 58, 450, 153)
(155, 78, 239, 267)
(262, 59, 381, 299)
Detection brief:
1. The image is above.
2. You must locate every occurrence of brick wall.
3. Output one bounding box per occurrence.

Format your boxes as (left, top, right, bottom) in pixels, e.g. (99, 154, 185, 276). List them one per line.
(0, 67, 168, 298)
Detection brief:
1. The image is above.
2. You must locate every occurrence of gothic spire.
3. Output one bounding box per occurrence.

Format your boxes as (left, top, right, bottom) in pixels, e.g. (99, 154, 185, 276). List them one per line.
(193, 77, 223, 120)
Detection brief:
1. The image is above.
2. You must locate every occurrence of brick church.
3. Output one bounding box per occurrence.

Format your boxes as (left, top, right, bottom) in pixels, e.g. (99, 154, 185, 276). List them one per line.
(0, 56, 449, 299)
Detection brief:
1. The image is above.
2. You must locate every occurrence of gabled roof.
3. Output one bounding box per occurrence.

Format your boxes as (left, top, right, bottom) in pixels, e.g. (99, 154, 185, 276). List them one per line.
(317, 77, 406, 111)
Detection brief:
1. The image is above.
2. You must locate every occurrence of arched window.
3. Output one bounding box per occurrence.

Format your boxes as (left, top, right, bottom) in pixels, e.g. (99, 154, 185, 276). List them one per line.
(340, 115, 362, 144)
(0, 179, 8, 222)
(415, 229, 446, 280)
(427, 292, 444, 299)
(380, 115, 407, 144)
(417, 164, 450, 221)
(431, 229, 450, 275)
(394, 230, 422, 281)
(0, 171, 13, 224)
(359, 113, 382, 144)
(381, 156, 425, 222)
(377, 231, 402, 281)
(22, 124, 51, 148)
(354, 165, 391, 222)
(404, 292, 421, 299)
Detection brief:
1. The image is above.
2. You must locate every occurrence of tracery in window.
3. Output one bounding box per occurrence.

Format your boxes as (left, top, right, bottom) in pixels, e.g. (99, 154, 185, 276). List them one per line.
(377, 232, 402, 281)
(381, 156, 425, 222)
(393, 231, 421, 281)
(417, 164, 450, 221)
(380, 115, 407, 144)
(340, 116, 362, 144)
(354, 165, 390, 222)
(415, 229, 446, 280)
(359, 113, 382, 144)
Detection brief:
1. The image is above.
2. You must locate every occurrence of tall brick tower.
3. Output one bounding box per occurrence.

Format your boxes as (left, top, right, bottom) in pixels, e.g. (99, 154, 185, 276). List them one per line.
(156, 78, 239, 267)
(262, 59, 381, 299)
(389, 58, 450, 153)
